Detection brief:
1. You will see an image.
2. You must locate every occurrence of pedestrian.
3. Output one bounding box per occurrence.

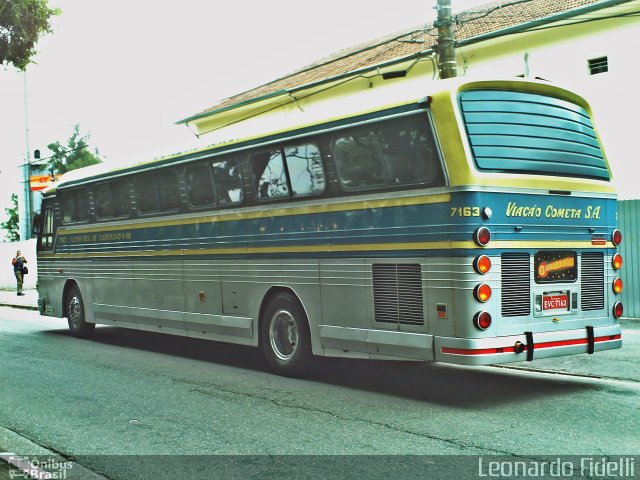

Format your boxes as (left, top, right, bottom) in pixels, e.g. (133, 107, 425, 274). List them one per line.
(11, 250, 27, 296)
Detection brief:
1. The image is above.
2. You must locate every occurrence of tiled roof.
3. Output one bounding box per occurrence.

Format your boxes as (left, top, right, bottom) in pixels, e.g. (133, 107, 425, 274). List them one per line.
(192, 0, 616, 118)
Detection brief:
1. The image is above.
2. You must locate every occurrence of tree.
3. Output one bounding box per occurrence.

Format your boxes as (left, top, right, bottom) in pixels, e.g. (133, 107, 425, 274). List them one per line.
(1, 194, 20, 241)
(0, 125, 102, 241)
(0, 0, 59, 70)
(46, 124, 102, 174)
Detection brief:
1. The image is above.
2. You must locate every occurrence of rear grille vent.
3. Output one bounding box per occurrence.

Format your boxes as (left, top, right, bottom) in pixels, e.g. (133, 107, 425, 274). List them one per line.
(373, 264, 424, 325)
(501, 253, 531, 317)
(581, 252, 604, 311)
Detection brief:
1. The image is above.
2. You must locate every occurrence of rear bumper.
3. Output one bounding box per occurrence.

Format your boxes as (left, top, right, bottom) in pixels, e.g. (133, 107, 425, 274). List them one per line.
(434, 324, 622, 366)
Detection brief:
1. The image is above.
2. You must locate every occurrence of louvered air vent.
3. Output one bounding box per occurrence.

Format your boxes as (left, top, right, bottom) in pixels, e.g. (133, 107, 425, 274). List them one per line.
(581, 252, 604, 311)
(373, 264, 424, 325)
(501, 253, 531, 317)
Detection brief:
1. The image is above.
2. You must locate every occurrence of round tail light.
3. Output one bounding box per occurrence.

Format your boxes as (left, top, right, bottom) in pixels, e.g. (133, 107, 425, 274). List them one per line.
(612, 253, 623, 270)
(613, 277, 623, 294)
(473, 311, 492, 330)
(474, 283, 492, 303)
(613, 302, 624, 319)
(474, 227, 491, 247)
(612, 229, 622, 246)
(473, 255, 492, 274)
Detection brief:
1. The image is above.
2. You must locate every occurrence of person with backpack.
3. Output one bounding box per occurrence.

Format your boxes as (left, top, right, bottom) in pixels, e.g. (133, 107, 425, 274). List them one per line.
(12, 250, 27, 296)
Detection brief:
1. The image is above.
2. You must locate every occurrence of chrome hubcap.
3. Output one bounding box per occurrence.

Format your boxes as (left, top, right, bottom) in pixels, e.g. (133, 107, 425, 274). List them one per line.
(68, 296, 81, 327)
(269, 309, 298, 361)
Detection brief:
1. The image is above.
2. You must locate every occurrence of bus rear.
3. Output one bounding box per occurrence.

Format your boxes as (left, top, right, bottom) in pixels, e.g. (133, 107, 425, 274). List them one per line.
(431, 80, 622, 365)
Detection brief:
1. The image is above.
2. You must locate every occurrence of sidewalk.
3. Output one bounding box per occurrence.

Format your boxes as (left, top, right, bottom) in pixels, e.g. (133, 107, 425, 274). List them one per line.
(0, 289, 38, 311)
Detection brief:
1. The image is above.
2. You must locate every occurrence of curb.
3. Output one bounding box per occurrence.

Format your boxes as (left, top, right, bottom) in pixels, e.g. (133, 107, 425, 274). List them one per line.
(0, 302, 37, 311)
(0, 427, 106, 479)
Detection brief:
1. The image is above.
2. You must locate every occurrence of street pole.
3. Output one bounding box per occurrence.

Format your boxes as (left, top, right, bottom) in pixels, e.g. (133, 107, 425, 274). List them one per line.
(21, 70, 32, 240)
(435, 0, 458, 79)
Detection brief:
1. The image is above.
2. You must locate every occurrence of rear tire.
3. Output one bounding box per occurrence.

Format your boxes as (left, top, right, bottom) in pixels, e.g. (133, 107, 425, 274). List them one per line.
(66, 285, 95, 339)
(260, 292, 312, 377)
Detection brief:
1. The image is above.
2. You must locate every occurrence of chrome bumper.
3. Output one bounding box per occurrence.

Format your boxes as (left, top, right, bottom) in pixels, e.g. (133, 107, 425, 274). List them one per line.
(434, 324, 622, 366)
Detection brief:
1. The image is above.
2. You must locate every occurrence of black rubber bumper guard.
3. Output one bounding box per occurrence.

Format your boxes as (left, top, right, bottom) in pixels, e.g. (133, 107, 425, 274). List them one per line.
(524, 326, 595, 361)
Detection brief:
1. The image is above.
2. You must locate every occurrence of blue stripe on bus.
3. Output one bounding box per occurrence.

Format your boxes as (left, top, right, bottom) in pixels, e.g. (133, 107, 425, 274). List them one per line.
(53, 192, 617, 257)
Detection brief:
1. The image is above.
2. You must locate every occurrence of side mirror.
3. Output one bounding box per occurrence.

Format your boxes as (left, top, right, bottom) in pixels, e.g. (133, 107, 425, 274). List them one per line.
(31, 211, 42, 238)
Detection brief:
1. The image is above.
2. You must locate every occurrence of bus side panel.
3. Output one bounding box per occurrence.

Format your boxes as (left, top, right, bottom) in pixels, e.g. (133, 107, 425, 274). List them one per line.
(93, 259, 136, 329)
(218, 259, 323, 350)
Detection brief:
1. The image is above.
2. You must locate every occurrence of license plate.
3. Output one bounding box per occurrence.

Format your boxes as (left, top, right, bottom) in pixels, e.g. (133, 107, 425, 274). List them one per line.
(543, 294, 568, 311)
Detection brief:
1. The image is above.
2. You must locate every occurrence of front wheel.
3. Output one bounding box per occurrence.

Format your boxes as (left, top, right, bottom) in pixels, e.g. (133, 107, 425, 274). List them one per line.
(66, 285, 95, 339)
(260, 292, 312, 377)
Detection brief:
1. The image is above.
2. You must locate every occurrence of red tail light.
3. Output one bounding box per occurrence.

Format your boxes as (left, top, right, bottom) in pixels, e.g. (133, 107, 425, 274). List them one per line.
(612, 229, 622, 246)
(474, 227, 491, 247)
(474, 283, 492, 303)
(473, 311, 492, 330)
(613, 302, 624, 319)
(473, 255, 492, 274)
(613, 277, 623, 294)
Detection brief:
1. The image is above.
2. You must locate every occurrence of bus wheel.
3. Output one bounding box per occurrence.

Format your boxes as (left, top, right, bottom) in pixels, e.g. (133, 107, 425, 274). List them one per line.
(66, 285, 95, 339)
(260, 292, 312, 377)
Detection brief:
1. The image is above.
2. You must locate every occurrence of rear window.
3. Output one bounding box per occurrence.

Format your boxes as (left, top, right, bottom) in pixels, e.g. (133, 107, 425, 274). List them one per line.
(459, 90, 610, 181)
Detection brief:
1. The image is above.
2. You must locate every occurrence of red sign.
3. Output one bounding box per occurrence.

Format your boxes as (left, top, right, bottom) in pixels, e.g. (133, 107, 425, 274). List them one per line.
(543, 295, 568, 311)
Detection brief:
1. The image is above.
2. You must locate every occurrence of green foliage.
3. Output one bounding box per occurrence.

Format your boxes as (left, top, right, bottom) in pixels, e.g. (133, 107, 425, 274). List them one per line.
(1, 193, 20, 241)
(0, 0, 59, 70)
(46, 124, 102, 174)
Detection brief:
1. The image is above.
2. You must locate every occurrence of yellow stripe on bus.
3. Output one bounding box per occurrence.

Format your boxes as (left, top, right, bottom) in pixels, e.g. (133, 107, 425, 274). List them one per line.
(38, 239, 613, 259)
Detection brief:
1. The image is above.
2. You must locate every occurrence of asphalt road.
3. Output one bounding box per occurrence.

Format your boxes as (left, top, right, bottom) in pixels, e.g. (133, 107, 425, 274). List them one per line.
(1, 307, 638, 479)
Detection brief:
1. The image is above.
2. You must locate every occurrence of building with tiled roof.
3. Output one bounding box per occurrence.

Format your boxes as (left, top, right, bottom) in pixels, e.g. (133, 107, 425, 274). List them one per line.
(179, 0, 635, 130)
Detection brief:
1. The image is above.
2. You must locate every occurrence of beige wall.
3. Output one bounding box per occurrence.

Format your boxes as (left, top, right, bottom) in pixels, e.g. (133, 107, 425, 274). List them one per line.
(0, 239, 37, 291)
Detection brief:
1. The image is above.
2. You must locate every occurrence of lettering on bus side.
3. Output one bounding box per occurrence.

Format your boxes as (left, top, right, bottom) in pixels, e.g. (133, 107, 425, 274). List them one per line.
(506, 202, 601, 220)
(58, 231, 133, 244)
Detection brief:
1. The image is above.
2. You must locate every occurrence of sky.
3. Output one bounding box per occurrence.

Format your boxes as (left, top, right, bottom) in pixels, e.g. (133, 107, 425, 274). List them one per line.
(1, 0, 494, 199)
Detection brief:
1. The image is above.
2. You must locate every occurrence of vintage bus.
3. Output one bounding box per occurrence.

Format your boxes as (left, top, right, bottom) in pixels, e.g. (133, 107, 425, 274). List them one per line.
(34, 77, 623, 376)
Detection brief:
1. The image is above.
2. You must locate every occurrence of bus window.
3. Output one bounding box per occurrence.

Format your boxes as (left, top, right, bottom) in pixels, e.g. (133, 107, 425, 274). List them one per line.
(284, 144, 325, 197)
(333, 130, 386, 190)
(212, 158, 243, 205)
(135, 170, 179, 214)
(252, 149, 289, 200)
(59, 188, 90, 223)
(95, 179, 130, 219)
(333, 118, 443, 191)
(134, 173, 158, 213)
(186, 164, 215, 207)
(251, 144, 326, 200)
(40, 206, 54, 250)
(157, 170, 180, 211)
(378, 120, 442, 186)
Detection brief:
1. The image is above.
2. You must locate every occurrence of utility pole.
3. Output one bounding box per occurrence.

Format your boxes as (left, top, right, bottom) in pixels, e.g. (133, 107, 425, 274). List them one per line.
(20, 70, 32, 240)
(435, 0, 458, 79)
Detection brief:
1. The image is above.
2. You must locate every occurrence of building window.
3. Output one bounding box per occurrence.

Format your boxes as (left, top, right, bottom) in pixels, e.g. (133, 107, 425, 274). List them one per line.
(588, 56, 608, 75)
